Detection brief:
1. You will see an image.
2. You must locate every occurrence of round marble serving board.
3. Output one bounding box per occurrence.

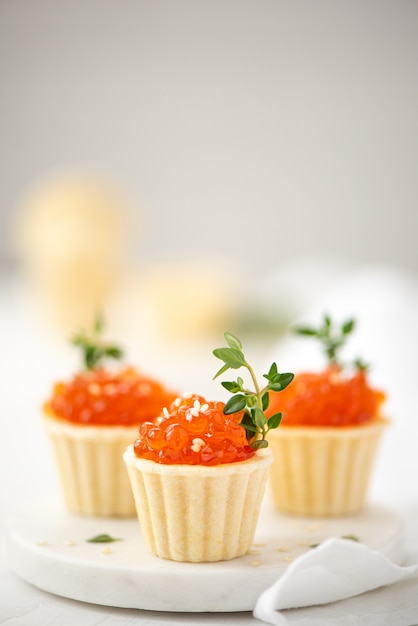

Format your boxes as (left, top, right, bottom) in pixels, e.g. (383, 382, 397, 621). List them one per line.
(7, 498, 404, 613)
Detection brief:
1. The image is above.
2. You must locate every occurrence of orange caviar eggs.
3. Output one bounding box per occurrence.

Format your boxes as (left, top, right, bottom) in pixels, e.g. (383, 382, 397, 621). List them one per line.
(44, 366, 177, 426)
(133, 393, 255, 465)
(266, 367, 385, 427)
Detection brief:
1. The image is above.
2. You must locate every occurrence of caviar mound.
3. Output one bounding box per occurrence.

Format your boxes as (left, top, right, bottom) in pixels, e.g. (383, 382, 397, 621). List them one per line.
(266, 367, 386, 427)
(133, 393, 255, 465)
(44, 366, 177, 426)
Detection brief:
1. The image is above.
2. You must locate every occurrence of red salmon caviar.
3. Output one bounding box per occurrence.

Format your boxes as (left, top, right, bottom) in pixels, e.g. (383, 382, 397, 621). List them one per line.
(133, 393, 255, 465)
(266, 367, 385, 427)
(44, 367, 177, 426)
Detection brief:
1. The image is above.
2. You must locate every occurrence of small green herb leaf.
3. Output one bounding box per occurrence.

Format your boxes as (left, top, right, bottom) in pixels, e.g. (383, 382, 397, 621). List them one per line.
(267, 412, 282, 430)
(295, 326, 317, 336)
(212, 348, 247, 374)
(221, 380, 242, 393)
(251, 438, 269, 450)
(246, 394, 257, 409)
(261, 392, 270, 411)
(253, 407, 267, 429)
(354, 358, 369, 371)
(240, 416, 258, 434)
(342, 319, 355, 334)
(104, 346, 124, 360)
(213, 363, 230, 379)
(277, 372, 294, 389)
(264, 362, 278, 380)
(224, 394, 247, 414)
(224, 332, 243, 351)
(87, 533, 122, 543)
(342, 534, 360, 542)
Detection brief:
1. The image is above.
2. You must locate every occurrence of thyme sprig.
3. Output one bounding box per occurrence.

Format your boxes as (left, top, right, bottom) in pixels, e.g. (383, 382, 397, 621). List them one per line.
(71, 312, 124, 370)
(294, 314, 368, 371)
(213, 332, 294, 449)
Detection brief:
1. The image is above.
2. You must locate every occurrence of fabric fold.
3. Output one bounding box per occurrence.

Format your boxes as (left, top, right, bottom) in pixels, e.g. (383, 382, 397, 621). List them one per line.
(253, 537, 418, 626)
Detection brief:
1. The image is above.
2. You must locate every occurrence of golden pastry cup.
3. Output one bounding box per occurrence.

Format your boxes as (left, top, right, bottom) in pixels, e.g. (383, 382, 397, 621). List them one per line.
(267, 417, 388, 516)
(43, 414, 139, 516)
(123, 445, 273, 562)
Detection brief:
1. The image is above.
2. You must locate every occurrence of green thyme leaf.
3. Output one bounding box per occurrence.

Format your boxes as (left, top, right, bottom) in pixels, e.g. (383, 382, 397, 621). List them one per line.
(342, 534, 360, 542)
(224, 394, 247, 414)
(261, 392, 270, 411)
(264, 362, 278, 380)
(253, 407, 267, 429)
(87, 533, 122, 543)
(267, 412, 282, 430)
(224, 332, 243, 351)
(251, 439, 269, 450)
(354, 358, 369, 371)
(213, 363, 230, 379)
(212, 347, 247, 372)
(294, 326, 317, 336)
(246, 395, 257, 409)
(276, 372, 294, 389)
(104, 346, 124, 360)
(240, 414, 258, 434)
(221, 380, 242, 393)
(342, 319, 355, 335)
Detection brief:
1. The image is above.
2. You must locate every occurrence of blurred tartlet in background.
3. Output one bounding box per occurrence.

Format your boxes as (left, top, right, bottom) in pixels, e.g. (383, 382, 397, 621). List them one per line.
(43, 315, 177, 517)
(13, 170, 135, 333)
(266, 315, 388, 517)
(12, 170, 244, 350)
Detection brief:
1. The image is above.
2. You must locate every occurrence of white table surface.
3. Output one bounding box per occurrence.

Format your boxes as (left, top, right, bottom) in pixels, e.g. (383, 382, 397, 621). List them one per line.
(2, 262, 418, 625)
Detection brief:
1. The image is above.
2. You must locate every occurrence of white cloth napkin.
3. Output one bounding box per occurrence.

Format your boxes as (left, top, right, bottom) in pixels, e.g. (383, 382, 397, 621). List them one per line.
(253, 537, 418, 626)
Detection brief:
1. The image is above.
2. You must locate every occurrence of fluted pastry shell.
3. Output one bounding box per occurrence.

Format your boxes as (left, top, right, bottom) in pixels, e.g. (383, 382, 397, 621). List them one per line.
(123, 445, 273, 562)
(43, 414, 138, 516)
(268, 417, 388, 516)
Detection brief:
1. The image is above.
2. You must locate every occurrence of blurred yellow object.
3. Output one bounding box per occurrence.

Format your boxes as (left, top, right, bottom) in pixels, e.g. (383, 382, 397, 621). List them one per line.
(137, 260, 238, 341)
(14, 172, 135, 332)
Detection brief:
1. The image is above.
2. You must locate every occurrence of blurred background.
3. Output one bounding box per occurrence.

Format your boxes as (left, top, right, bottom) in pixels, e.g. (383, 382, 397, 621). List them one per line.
(1, 0, 418, 509)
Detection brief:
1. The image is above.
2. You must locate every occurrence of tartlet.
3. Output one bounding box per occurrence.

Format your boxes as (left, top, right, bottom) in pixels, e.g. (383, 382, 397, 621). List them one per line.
(124, 394, 272, 562)
(266, 316, 388, 516)
(124, 333, 292, 562)
(43, 317, 176, 517)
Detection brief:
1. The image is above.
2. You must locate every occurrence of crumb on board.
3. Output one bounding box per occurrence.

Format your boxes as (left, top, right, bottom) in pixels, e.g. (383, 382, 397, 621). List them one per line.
(303, 524, 325, 533)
